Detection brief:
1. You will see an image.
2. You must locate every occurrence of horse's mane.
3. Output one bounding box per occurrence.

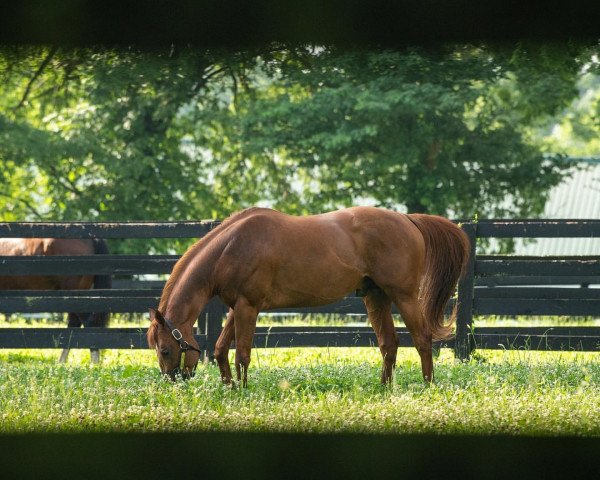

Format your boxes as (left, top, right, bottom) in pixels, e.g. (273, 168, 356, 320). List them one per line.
(157, 207, 263, 313)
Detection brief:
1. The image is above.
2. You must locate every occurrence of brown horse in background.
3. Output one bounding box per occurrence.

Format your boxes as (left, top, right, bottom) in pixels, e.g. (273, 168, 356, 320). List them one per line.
(148, 207, 470, 385)
(0, 238, 112, 363)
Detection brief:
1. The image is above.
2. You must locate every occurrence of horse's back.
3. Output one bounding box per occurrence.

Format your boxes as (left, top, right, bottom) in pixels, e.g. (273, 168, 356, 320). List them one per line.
(218, 206, 421, 266)
(212, 206, 425, 308)
(0, 238, 95, 290)
(0, 238, 44, 256)
(44, 238, 94, 256)
(0, 238, 94, 256)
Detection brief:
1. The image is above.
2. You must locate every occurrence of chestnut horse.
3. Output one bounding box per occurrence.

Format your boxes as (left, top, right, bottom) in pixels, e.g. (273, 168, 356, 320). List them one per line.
(148, 206, 470, 385)
(0, 238, 112, 363)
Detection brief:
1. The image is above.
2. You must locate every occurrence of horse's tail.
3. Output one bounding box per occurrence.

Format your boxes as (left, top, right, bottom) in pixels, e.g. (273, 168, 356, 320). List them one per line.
(407, 214, 471, 341)
(91, 238, 111, 327)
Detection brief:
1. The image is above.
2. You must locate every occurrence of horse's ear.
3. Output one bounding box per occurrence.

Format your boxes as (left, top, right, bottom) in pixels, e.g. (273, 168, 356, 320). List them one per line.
(149, 308, 165, 325)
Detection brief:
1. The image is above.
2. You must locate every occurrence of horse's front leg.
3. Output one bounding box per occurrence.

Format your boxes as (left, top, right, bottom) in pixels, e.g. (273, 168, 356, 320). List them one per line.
(233, 297, 258, 388)
(214, 308, 235, 385)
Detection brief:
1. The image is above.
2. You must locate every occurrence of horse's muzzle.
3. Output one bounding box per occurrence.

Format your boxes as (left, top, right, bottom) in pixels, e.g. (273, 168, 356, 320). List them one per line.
(165, 367, 195, 381)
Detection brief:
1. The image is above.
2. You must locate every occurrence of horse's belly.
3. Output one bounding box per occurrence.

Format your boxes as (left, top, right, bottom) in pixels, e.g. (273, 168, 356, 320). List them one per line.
(262, 273, 362, 310)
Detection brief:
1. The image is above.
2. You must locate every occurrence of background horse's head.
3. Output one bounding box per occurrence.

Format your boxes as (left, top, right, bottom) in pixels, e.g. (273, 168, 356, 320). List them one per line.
(147, 308, 198, 380)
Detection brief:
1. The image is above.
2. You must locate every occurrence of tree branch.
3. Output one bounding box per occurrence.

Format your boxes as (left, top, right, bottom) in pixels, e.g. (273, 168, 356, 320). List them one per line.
(204, 65, 229, 82)
(13, 46, 59, 111)
(230, 67, 239, 109)
(47, 165, 83, 197)
(0, 191, 45, 220)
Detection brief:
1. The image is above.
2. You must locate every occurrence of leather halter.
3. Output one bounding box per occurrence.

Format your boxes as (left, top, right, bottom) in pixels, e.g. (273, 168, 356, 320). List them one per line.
(163, 317, 203, 355)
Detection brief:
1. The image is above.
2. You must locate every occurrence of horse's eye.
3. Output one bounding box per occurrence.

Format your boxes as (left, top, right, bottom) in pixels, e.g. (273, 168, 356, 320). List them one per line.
(160, 348, 170, 356)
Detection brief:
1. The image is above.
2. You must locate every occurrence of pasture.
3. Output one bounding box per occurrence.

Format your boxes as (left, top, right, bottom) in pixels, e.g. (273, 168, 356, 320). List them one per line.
(2, 317, 600, 436)
(1, 218, 599, 439)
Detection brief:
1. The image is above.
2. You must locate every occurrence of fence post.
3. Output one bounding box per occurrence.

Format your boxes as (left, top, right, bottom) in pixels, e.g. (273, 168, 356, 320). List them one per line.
(203, 298, 225, 363)
(455, 221, 476, 360)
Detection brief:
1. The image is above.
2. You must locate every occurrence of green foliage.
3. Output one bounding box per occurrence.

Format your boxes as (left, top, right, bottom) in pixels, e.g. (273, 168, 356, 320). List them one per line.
(0, 47, 284, 228)
(0, 46, 245, 252)
(0, 43, 596, 253)
(534, 69, 600, 155)
(231, 44, 586, 217)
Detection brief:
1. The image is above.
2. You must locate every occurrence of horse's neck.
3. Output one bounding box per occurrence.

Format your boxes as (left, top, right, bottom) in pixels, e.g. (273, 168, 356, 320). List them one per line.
(162, 251, 215, 328)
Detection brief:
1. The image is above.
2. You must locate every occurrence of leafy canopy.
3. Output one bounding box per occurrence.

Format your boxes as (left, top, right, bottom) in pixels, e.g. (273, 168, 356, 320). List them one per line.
(0, 43, 596, 253)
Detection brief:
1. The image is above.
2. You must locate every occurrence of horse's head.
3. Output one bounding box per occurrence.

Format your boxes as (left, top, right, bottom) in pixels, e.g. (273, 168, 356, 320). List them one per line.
(147, 308, 199, 381)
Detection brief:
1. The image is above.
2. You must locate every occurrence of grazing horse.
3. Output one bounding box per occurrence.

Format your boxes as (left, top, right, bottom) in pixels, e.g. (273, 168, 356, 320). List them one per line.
(147, 207, 470, 385)
(0, 238, 112, 363)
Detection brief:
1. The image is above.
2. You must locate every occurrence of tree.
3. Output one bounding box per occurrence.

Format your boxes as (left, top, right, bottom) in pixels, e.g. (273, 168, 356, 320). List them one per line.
(0, 46, 272, 251)
(222, 43, 587, 218)
(0, 43, 594, 253)
(532, 54, 600, 156)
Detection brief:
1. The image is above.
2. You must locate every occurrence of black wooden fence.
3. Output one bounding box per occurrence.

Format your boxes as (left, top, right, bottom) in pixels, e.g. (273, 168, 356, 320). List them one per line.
(1, 219, 599, 359)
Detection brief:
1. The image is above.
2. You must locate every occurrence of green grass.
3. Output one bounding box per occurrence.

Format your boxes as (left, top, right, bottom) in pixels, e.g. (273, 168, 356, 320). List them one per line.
(1, 345, 600, 436)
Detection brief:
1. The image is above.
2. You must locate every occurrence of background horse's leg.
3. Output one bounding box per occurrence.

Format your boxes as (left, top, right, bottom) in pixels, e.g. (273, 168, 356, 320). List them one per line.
(58, 349, 70, 363)
(363, 289, 397, 384)
(59, 312, 83, 363)
(85, 312, 107, 365)
(88, 249, 112, 365)
(214, 308, 235, 384)
(90, 351, 100, 364)
(395, 297, 434, 383)
(233, 298, 258, 387)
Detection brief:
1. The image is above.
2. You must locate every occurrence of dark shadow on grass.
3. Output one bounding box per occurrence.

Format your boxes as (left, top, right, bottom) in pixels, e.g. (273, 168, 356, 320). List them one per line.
(1, 431, 599, 480)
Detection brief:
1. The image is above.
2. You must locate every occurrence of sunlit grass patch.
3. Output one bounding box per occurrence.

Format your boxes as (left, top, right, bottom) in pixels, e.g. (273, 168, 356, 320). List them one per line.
(1, 345, 599, 436)
(2, 315, 600, 436)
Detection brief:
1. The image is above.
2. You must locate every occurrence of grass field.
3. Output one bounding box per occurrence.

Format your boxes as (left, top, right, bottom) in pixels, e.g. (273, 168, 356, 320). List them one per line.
(2, 326, 600, 436)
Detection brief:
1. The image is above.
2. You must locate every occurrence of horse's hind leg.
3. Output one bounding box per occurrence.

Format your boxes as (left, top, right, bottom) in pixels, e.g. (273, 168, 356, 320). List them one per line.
(214, 308, 235, 384)
(363, 289, 398, 384)
(67, 313, 82, 328)
(395, 297, 434, 383)
(85, 313, 107, 365)
(89, 350, 100, 364)
(233, 297, 258, 388)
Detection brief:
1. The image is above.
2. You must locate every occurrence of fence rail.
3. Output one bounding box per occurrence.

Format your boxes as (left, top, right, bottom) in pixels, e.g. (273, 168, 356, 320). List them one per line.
(0, 221, 220, 238)
(0, 255, 178, 275)
(1, 218, 599, 359)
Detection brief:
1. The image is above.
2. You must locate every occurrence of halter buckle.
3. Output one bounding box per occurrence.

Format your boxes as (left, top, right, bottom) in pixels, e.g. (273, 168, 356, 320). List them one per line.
(171, 328, 183, 341)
